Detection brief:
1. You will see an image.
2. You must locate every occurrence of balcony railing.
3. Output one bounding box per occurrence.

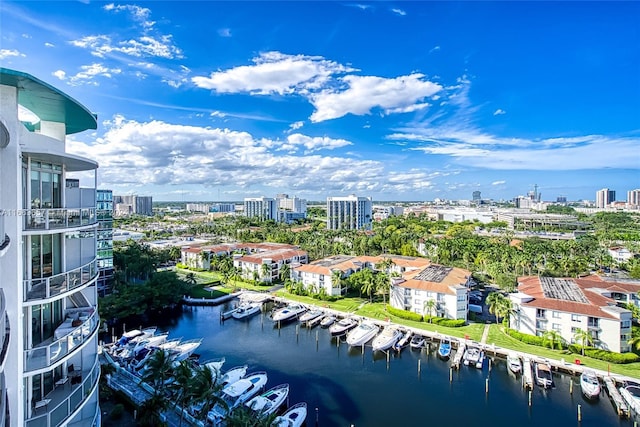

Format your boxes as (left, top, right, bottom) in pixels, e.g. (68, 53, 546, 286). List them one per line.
(23, 258, 97, 302)
(23, 208, 96, 231)
(24, 308, 98, 372)
(0, 371, 6, 427)
(25, 354, 100, 427)
(0, 289, 8, 369)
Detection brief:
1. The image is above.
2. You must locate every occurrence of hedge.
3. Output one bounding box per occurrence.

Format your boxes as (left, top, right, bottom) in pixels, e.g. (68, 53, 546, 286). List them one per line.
(506, 328, 546, 346)
(386, 305, 423, 322)
(568, 345, 640, 364)
(424, 316, 466, 327)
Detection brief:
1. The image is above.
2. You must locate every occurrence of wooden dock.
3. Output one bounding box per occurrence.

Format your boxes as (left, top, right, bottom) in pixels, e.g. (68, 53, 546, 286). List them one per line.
(522, 357, 534, 390)
(183, 291, 242, 306)
(451, 341, 465, 369)
(603, 376, 629, 418)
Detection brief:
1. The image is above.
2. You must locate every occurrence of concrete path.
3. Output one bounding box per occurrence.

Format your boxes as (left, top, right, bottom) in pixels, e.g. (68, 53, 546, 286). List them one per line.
(480, 323, 490, 344)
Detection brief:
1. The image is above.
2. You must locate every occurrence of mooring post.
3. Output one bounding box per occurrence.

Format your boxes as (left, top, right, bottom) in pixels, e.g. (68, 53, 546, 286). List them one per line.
(449, 367, 453, 383)
(570, 378, 574, 394)
(485, 378, 489, 394)
(528, 390, 532, 407)
(418, 359, 421, 375)
(577, 404, 582, 422)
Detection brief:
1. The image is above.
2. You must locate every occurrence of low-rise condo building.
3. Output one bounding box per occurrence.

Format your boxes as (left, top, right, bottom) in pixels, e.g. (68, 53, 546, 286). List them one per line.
(509, 276, 633, 353)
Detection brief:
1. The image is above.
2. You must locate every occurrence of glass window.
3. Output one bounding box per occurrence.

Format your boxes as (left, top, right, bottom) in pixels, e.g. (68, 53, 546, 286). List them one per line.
(571, 314, 580, 322)
(30, 170, 40, 208)
(552, 311, 560, 318)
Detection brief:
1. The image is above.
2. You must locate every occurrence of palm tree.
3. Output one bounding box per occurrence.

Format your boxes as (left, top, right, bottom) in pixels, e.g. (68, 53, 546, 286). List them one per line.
(185, 272, 197, 286)
(261, 262, 272, 282)
(573, 328, 594, 356)
(225, 405, 279, 427)
(423, 299, 437, 322)
(486, 292, 505, 325)
(138, 391, 169, 427)
(331, 269, 343, 294)
(169, 360, 196, 426)
(542, 330, 564, 350)
(360, 270, 375, 302)
(190, 365, 227, 419)
(279, 263, 291, 283)
(142, 349, 174, 391)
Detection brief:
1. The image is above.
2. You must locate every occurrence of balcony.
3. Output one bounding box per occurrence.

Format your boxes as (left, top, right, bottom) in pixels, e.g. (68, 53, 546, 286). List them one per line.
(24, 258, 97, 302)
(0, 214, 8, 257)
(25, 354, 100, 427)
(0, 371, 6, 427)
(24, 308, 98, 372)
(23, 208, 96, 232)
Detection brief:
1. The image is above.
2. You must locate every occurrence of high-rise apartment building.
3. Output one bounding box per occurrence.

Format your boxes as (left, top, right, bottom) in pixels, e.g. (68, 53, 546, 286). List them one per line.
(0, 68, 101, 425)
(244, 197, 278, 221)
(596, 188, 616, 208)
(472, 191, 481, 202)
(628, 189, 640, 208)
(113, 194, 153, 216)
(97, 189, 114, 296)
(326, 195, 373, 230)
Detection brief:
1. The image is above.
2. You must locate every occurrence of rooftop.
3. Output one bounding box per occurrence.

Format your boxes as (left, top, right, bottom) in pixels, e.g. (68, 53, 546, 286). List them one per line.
(0, 67, 97, 135)
(539, 277, 588, 304)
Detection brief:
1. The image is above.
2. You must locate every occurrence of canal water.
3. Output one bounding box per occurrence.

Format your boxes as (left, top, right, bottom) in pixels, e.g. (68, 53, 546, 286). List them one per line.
(153, 303, 634, 427)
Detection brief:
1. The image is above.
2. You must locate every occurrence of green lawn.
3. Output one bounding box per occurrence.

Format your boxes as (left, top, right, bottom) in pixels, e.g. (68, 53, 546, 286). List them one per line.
(487, 324, 640, 378)
(186, 284, 231, 299)
(175, 268, 222, 285)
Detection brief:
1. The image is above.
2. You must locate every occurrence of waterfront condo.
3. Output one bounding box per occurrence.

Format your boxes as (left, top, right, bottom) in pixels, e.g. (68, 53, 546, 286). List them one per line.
(0, 68, 101, 426)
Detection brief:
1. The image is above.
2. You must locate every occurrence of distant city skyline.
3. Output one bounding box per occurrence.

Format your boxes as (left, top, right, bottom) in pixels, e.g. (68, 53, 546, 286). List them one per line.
(1, 2, 638, 201)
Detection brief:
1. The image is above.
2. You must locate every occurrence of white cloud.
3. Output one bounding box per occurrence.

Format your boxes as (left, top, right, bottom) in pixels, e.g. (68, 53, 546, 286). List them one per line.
(71, 34, 183, 59)
(0, 49, 24, 59)
(52, 70, 66, 80)
(310, 74, 442, 122)
(493, 108, 506, 116)
(391, 8, 406, 16)
(192, 51, 356, 95)
(65, 63, 122, 86)
(288, 121, 304, 131)
(429, 46, 441, 54)
(67, 116, 449, 196)
(103, 3, 155, 29)
(218, 28, 232, 37)
(492, 180, 506, 185)
(44, 42, 55, 48)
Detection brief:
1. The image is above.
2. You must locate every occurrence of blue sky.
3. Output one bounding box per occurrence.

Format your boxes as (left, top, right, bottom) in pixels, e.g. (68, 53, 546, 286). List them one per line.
(1, 1, 638, 202)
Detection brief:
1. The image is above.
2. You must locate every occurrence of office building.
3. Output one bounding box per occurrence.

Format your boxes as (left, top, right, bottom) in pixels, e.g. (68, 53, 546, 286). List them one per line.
(326, 195, 373, 230)
(97, 189, 114, 296)
(596, 188, 615, 209)
(244, 197, 278, 221)
(113, 194, 153, 216)
(0, 68, 101, 426)
(472, 191, 481, 202)
(211, 203, 236, 213)
(186, 203, 210, 213)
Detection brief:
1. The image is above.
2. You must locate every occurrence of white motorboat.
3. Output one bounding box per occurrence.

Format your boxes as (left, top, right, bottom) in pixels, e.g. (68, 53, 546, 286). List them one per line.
(410, 334, 426, 349)
(534, 361, 554, 388)
(116, 331, 169, 359)
(219, 365, 248, 387)
(299, 309, 324, 325)
(346, 321, 379, 347)
(272, 402, 307, 427)
(245, 383, 289, 416)
(202, 357, 226, 376)
(475, 349, 485, 369)
(463, 345, 481, 366)
(580, 369, 600, 399)
(329, 317, 358, 337)
(437, 338, 452, 359)
(371, 326, 402, 351)
(393, 329, 412, 351)
(170, 338, 202, 363)
(272, 303, 307, 322)
(320, 314, 337, 328)
(116, 326, 157, 347)
(506, 352, 522, 374)
(620, 384, 640, 413)
(232, 302, 262, 320)
(207, 371, 268, 423)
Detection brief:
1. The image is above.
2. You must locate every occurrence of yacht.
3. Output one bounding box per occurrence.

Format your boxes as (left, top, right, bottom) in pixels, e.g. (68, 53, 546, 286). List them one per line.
(329, 317, 358, 337)
(170, 338, 202, 363)
(393, 329, 412, 352)
(620, 384, 640, 413)
(346, 321, 379, 347)
(506, 352, 522, 374)
(245, 383, 289, 416)
(207, 371, 268, 423)
(272, 303, 307, 322)
(232, 302, 262, 320)
(463, 345, 481, 366)
(534, 361, 554, 388)
(272, 402, 307, 427)
(219, 365, 248, 387)
(580, 369, 600, 399)
(202, 357, 226, 376)
(116, 331, 169, 360)
(371, 326, 402, 351)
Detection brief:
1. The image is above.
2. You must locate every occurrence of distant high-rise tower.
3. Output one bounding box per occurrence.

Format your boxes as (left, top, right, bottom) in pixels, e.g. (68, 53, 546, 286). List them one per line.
(628, 189, 640, 208)
(326, 195, 373, 230)
(472, 191, 481, 202)
(596, 188, 616, 208)
(97, 189, 114, 296)
(244, 197, 278, 221)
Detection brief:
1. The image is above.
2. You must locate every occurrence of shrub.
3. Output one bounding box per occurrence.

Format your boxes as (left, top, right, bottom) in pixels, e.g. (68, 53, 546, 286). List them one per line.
(506, 328, 546, 346)
(176, 262, 187, 269)
(431, 318, 466, 327)
(386, 305, 423, 322)
(569, 346, 640, 364)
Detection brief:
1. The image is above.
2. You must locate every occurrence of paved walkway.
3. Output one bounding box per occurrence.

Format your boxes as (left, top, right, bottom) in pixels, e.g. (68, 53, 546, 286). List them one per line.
(480, 323, 490, 344)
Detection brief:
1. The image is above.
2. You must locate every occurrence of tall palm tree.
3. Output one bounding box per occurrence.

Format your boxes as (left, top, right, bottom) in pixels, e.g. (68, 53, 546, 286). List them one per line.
(331, 269, 343, 294)
(486, 292, 505, 325)
(142, 349, 174, 391)
(169, 360, 196, 426)
(261, 262, 271, 282)
(279, 263, 291, 283)
(573, 328, 594, 356)
(360, 269, 375, 302)
(190, 365, 227, 420)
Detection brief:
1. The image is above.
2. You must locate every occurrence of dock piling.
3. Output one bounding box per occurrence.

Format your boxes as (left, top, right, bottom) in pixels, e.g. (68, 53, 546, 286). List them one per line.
(577, 404, 582, 422)
(570, 379, 573, 394)
(528, 390, 532, 407)
(418, 359, 421, 376)
(485, 378, 489, 394)
(449, 367, 453, 383)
